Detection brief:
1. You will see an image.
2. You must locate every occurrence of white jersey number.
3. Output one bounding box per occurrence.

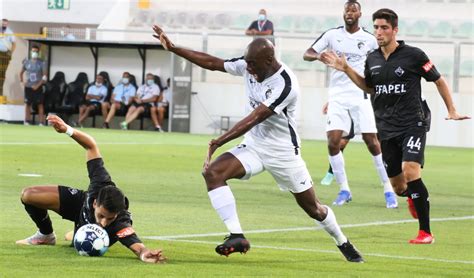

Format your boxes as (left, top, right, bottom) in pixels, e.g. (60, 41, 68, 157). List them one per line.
(407, 136, 422, 151)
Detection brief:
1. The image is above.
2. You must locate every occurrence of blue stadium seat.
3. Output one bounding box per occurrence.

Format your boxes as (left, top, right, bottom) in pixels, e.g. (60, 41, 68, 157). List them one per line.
(430, 21, 453, 38)
(435, 59, 454, 76)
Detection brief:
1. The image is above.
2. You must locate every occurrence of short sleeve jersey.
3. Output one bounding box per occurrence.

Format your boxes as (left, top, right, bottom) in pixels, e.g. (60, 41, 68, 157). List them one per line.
(0, 27, 15, 52)
(86, 84, 108, 103)
(364, 41, 441, 140)
(136, 84, 160, 100)
(77, 158, 141, 248)
(224, 57, 301, 153)
(311, 26, 377, 101)
(22, 59, 47, 88)
(113, 83, 136, 104)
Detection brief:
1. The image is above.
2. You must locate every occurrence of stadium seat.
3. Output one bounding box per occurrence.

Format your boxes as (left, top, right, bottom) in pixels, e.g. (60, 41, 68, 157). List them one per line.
(319, 17, 340, 32)
(277, 16, 295, 33)
(208, 13, 232, 30)
(190, 12, 209, 29)
(460, 60, 474, 77)
(452, 22, 473, 39)
(154, 11, 170, 26)
(230, 14, 252, 30)
(406, 20, 430, 37)
(396, 20, 408, 38)
(168, 12, 189, 28)
(294, 17, 319, 34)
(430, 21, 453, 38)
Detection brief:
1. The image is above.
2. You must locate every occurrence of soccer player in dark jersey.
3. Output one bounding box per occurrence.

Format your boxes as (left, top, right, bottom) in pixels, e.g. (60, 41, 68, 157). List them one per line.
(323, 8, 470, 244)
(16, 115, 166, 263)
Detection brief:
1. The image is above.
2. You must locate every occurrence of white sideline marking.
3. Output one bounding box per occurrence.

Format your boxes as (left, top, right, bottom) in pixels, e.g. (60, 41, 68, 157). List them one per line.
(158, 238, 474, 265)
(144, 215, 474, 240)
(18, 173, 43, 177)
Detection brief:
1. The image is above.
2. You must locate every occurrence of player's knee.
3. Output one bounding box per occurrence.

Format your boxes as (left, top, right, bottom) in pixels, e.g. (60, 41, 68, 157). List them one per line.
(20, 187, 35, 204)
(202, 167, 221, 184)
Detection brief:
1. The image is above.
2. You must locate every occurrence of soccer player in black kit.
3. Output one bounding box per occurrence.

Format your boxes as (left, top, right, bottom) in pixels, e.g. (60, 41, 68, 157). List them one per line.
(16, 115, 166, 263)
(323, 8, 470, 244)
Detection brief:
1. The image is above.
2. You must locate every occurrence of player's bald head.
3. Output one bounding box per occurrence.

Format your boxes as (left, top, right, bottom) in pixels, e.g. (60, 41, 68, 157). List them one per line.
(246, 38, 275, 61)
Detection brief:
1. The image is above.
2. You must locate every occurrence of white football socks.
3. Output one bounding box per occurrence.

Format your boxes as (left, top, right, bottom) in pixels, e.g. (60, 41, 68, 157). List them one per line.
(372, 154, 394, 193)
(329, 152, 350, 192)
(317, 205, 347, 246)
(208, 186, 243, 234)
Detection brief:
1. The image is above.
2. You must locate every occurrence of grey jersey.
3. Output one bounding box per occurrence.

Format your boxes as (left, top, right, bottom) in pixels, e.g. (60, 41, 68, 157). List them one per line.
(22, 59, 46, 88)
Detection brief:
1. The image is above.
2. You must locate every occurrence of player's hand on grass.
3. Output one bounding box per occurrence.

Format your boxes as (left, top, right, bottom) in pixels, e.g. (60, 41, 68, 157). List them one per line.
(47, 115, 67, 133)
(140, 249, 166, 264)
(322, 51, 348, 72)
(152, 25, 175, 51)
(445, 110, 471, 121)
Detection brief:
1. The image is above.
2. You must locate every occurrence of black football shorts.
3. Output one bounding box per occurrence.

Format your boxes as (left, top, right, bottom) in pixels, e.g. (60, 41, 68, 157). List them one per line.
(58, 185, 86, 222)
(381, 130, 426, 177)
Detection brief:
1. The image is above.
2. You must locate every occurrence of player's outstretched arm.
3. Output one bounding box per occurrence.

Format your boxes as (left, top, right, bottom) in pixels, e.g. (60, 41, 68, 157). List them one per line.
(434, 77, 471, 121)
(303, 48, 320, 62)
(152, 25, 226, 72)
(129, 242, 166, 264)
(323, 51, 374, 94)
(47, 115, 101, 161)
(204, 104, 274, 169)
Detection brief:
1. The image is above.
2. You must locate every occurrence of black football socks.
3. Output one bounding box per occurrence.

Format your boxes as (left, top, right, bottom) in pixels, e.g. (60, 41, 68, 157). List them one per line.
(407, 178, 430, 234)
(22, 201, 54, 235)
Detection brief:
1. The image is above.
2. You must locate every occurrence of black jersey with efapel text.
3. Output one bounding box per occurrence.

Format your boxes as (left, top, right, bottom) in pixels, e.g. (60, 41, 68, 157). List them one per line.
(364, 41, 441, 140)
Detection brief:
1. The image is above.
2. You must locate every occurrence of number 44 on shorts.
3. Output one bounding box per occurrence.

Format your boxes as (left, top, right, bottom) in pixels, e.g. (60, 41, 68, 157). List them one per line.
(407, 136, 422, 150)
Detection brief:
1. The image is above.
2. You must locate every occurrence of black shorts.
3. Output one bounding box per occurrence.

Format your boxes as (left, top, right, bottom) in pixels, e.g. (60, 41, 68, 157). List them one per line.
(381, 130, 426, 177)
(24, 87, 44, 105)
(58, 185, 86, 222)
(132, 102, 152, 113)
(83, 101, 102, 110)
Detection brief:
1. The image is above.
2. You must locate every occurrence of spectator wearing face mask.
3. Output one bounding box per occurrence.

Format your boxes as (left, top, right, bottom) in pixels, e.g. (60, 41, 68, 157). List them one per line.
(120, 73, 159, 130)
(101, 72, 136, 129)
(19, 45, 47, 125)
(245, 9, 275, 45)
(1, 18, 16, 97)
(77, 74, 107, 127)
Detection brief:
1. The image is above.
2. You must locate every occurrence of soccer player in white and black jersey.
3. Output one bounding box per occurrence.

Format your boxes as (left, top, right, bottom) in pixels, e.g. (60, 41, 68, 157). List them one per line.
(16, 115, 165, 263)
(324, 8, 470, 244)
(303, 0, 397, 208)
(152, 25, 364, 262)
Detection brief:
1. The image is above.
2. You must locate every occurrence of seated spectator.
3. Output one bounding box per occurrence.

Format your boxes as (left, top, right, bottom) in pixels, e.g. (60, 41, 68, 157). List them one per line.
(20, 45, 47, 125)
(102, 72, 136, 128)
(120, 73, 159, 130)
(76, 74, 107, 126)
(151, 77, 171, 132)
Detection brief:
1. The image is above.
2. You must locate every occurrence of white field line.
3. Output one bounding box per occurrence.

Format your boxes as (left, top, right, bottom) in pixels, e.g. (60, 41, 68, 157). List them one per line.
(144, 215, 474, 240)
(159, 238, 474, 265)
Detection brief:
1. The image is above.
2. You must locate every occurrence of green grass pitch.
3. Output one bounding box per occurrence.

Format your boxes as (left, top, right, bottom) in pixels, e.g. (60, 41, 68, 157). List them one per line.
(0, 124, 472, 277)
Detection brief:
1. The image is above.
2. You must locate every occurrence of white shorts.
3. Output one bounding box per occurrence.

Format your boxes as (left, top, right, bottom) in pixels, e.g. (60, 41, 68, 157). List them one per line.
(227, 143, 313, 193)
(326, 99, 377, 136)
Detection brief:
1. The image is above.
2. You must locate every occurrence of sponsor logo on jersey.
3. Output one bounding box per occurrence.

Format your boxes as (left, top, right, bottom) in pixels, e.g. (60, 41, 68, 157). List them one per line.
(394, 66, 405, 77)
(370, 65, 382, 70)
(68, 188, 79, 195)
(116, 227, 135, 238)
(422, 60, 434, 72)
(375, 84, 407, 95)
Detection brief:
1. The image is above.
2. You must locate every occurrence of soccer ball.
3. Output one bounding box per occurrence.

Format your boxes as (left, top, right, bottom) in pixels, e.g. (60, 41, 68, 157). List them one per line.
(73, 224, 110, 257)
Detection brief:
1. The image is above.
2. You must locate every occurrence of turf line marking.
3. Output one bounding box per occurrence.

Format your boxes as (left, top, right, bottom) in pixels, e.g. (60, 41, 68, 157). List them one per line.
(158, 238, 474, 265)
(144, 215, 474, 240)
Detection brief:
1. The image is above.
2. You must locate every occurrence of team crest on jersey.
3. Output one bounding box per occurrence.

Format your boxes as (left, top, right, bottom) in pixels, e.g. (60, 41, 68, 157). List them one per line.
(395, 66, 405, 77)
(357, 41, 365, 49)
(68, 188, 79, 195)
(265, 89, 272, 99)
